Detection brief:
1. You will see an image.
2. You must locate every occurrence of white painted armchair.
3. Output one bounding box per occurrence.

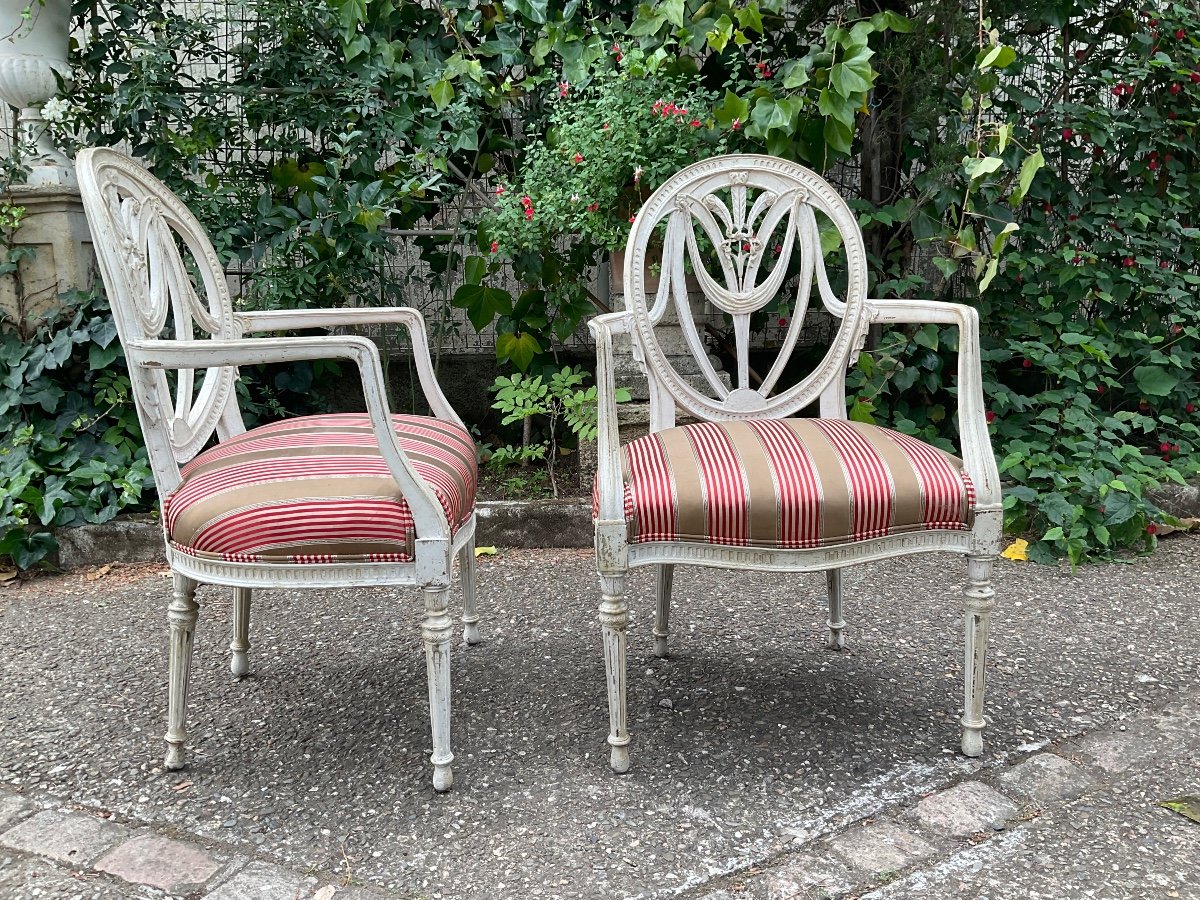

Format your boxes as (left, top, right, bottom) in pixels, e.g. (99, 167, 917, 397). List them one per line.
(77, 148, 480, 791)
(590, 155, 1002, 773)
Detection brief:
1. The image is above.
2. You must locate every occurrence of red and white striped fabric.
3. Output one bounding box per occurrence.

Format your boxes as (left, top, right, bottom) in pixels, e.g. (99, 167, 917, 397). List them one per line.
(164, 413, 477, 564)
(603, 418, 974, 548)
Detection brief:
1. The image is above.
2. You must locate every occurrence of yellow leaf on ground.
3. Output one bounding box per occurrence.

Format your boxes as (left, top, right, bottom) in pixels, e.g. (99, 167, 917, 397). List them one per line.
(1001, 538, 1029, 561)
(474, 546, 498, 557)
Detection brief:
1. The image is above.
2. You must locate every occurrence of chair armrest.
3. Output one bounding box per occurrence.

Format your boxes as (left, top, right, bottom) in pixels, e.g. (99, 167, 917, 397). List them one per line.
(863, 298, 1002, 509)
(233, 307, 463, 428)
(588, 313, 632, 525)
(130, 335, 450, 536)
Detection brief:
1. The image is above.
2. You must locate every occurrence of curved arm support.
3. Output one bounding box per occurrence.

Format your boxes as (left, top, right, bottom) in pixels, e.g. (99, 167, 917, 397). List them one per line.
(588, 312, 633, 531)
(864, 298, 1002, 510)
(233, 307, 462, 428)
(130, 335, 451, 540)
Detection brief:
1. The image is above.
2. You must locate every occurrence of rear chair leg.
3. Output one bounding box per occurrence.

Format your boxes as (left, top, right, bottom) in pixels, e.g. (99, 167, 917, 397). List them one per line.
(961, 555, 996, 757)
(165, 573, 199, 771)
(826, 569, 846, 650)
(653, 564, 674, 659)
(458, 542, 481, 645)
(230, 587, 251, 677)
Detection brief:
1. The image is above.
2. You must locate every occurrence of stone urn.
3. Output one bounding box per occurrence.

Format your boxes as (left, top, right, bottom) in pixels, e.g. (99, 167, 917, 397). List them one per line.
(0, 0, 74, 185)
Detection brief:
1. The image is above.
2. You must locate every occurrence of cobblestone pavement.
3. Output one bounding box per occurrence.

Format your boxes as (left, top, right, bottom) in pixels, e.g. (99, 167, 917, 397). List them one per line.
(1, 537, 1198, 899)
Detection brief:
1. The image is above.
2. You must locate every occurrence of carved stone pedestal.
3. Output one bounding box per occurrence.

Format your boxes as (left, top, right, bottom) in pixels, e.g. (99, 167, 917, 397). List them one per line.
(0, 184, 95, 327)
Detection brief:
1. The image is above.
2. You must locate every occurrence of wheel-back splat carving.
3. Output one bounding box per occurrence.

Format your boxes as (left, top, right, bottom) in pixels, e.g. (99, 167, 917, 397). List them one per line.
(625, 155, 870, 421)
(78, 149, 241, 484)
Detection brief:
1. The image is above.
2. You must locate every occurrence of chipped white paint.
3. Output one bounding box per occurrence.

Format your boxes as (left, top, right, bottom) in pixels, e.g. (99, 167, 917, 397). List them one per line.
(77, 148, 479, 791)
(590, 154, 1003, 774)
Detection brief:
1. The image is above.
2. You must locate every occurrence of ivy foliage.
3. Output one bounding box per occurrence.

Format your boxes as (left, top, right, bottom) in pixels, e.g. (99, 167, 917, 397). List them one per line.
(0, 291, 152, 569)
(847, 0, 1200, 563)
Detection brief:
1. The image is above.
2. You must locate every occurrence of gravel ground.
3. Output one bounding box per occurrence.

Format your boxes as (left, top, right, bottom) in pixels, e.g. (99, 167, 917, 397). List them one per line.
(1, 536, 1197, 899)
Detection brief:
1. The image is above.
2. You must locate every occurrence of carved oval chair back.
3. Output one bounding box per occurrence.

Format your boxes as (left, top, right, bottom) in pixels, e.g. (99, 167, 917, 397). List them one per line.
(78, 147, 480, 791)
(589, 154, 1002, 774)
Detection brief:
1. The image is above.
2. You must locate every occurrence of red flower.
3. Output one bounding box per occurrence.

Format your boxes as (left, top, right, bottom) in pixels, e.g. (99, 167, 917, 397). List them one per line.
(1172, 444, 1180, 453)
(1062, 127, 1074, 140)
(489, 241, 499, 253)
(1160, 441, 1172, 453)
(572, 152, 584, 164)
(731, 118, 742, 131)
(523, 207, 534, 221)
(1149, 18, 1159, 26)
(1122, 257, 1136, 267)
(1187, 403, 1196, 413)
(1160, 260, 1170, 269)
(1022, 359, 1033, 368)
(773, 244, 783, 255)
(1149, 159, 1159, 170)
(495, 185, 506, 195)
(1192, 72, 1200, 83)
(1072, 255, 1083, 265)
(586, 203, 599, 212)
(690, 119, 701, 128)
(1097, 385, 1106, 395)
(558, 81, 570, 98)
(1169, 111, 1178, 119)
(1068, 214, 1078, 221)
(1175, 28, 1186, 39)
(1170, 83, 1182, 95)
(1146, 523, 1158, 535)
(986, 410, 996, 423)
(742, 242, 752, 252)
(777, 316, 788, 327)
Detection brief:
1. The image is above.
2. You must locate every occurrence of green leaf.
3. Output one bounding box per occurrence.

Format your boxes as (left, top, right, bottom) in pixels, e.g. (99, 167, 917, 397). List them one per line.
(830, 59, 872, 96)
(1009, 149, 1044, 207)
(659, 0, 685, 26)
(978, 44, 1017, 70)
(1133, 366, 1180, 397)
(451, 284, 512, 331)
(495, 332, 541, 371)
(464, 255, 487, 286)
(964, 155, 1004, 182)
(714, 90, 750, 127)
(505, 0, 548, 24)
(1159, 797, 1200, 825)
(429, 79, 455, 111)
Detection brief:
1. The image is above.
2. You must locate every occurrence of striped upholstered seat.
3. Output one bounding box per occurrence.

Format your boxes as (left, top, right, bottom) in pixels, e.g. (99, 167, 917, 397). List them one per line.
(165, 413, 477, 564)
(618, 419, 974, 549)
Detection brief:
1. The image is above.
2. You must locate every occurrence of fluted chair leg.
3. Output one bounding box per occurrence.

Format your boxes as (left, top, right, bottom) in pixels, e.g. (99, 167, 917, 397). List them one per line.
(230, 587, 251, 677)
(423, 586, 455, 791)
(960, 554, 996, 757)
(653, 564, 674, 659)
(599, 574, 631, 773)
(826, 569, 846, 650)
(458, 542, 481, 646)
(165, 573, 199, 771)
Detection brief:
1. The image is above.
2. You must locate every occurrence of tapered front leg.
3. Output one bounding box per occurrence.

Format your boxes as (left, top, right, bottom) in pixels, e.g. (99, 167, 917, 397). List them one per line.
(960, 555, 996, 757)
(653, 564, 674, 659)
(165, 573, 199, 771)
(826, 568, 846, 650)
(599, 574, 630, 773)
(423, 586, 454, 791)
(230, 587, 251, 677)
(458, 542, 481, 646)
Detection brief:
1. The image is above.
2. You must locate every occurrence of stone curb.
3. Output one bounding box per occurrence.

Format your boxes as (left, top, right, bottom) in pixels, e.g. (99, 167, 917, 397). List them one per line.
(53, 500, 595, 570)
(692, 687, 1200, 900)
(0, 793, 387, 899)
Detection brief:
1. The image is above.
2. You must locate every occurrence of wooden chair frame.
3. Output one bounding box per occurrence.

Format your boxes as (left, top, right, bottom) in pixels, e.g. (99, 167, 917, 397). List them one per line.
(590, 155, 1002, 773)
(78, 148, 478, 791)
